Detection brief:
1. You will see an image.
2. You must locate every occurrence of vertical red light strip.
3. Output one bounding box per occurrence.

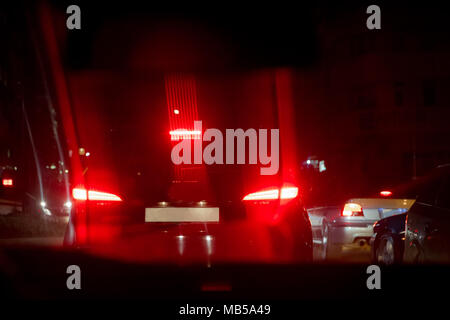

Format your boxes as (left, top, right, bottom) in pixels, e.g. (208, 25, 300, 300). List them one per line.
(165, 73, 200, 138)
(38, 3, 88, 245)
(37, 4, 84, 185)
(164, 73, 202, 180)
(275, 69, 299, 186)
(173, 74, 181, 130)
(180, 76, 189, 131)
(174, 76, 182, 134)
(186, 77, 194, 123)
(190, 78, 199, 120)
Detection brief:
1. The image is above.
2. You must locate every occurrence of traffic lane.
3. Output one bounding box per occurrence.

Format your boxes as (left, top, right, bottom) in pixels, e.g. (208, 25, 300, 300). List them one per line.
(1, 236, 369, 263)
(0, 211, 67, 246)
(313, 242, 371, 263)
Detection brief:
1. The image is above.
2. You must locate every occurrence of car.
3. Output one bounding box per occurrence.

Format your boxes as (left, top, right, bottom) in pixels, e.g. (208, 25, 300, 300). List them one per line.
(370, 213, 407, 265)
(308, 194, 414, 260)
(308, 167, 450, 262)
(49, 17, 314, 263)
(61, 74, 313, 262)
(305, 167, 427, 261)
(306, 164, 450, 261)
(404, 165, 450, 264)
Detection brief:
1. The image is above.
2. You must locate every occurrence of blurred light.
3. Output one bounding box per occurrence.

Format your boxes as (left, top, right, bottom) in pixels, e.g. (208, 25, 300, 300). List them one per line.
(380, 190, 393, 197)
(280, 187, 299, 199)
(205, 235, 213, 256)
(40, 201, 46, 208)
(243, 188, 279, 200)
(2, 179, 13, 187)
(78, 148, 86, 156)
(198, 200, 206, 206)
(72, 188, 87, 200)
(306, 160, 311, 165)
(319, 160, 326, 172)
(158, 201, 168, 207)
(169, 129, 201, 141)
(243, 186, 298, 201)
(342, 203, 363, 217)
(87, 190, 122, 201)
(173, 109, 180, 115)
(50, 164, 56, 170)
(64, 201, 72, 209)
(72, 188, 122, 201)
(85, 152, 91, 157)
(177, 234, 185, 255)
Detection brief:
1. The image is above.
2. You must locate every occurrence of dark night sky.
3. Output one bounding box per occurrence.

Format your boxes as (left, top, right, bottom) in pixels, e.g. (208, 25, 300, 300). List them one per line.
(50, 0, 318, 71)
(51, 0, 450, 71)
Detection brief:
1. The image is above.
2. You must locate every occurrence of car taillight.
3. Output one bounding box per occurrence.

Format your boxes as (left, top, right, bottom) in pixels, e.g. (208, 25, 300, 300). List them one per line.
(243, 186, 299, 201)
(169, 129, 201, 141)
(72, 188, 122, 202)
(2, 178, 13, 187)
(380, 190, 392, 197)
(342, 203, 363, 217)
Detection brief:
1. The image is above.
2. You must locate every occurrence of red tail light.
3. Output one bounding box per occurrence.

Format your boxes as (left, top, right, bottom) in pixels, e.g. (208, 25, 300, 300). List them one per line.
(342, 203, 363, 217)
(72, 188, 122, 202)
(2, 179, 13, 187)
(169, 129, 201, 141)
(243, 186, 299, 201)
(380, 190, 392, 197)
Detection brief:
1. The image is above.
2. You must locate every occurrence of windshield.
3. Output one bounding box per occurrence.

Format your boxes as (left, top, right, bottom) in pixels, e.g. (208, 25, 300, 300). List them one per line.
(68, 71, 281, 204)
(1, 0, 450, 305)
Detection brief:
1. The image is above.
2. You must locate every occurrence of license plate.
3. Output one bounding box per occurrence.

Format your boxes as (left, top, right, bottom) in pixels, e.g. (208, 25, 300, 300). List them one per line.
(145, 207, 220, 222)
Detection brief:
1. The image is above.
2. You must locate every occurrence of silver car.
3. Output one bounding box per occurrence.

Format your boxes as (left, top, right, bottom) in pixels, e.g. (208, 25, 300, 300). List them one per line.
(308, 197, 415, 260)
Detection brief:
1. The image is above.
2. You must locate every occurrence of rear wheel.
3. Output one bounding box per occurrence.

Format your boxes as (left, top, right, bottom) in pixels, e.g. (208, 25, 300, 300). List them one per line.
(321, 222, 340, 261)
(375, 234, 397, 265)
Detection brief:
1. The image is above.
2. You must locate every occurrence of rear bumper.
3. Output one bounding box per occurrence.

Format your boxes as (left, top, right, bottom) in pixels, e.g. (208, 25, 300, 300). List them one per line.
(329, 218, 376, 246)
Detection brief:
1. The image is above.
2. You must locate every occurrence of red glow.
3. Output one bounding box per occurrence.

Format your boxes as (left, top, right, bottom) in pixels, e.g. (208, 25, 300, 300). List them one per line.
(201, 283, 232, 292)
(2, 179, 13, 187)
(169, 129, 201, 141)
(165, 74, 199, 145)
(380, 190, 393, 197)
(72, 188, 122, 201)
(342, 203, 363, 217)
(243, 188, 279, 200)
(243, 186, 298, 201)
(280, 187, 299, 199)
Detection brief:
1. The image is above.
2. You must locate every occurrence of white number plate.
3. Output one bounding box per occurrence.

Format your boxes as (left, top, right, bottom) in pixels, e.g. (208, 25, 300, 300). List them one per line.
(145, 207, 219, 222)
